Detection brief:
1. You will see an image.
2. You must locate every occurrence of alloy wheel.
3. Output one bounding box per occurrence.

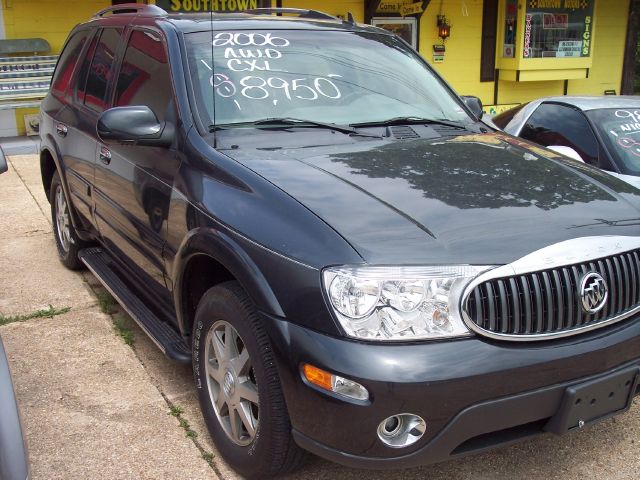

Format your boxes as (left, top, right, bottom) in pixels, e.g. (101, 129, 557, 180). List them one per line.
(204, 320, 259, 446)
(55, 185, 71, 253)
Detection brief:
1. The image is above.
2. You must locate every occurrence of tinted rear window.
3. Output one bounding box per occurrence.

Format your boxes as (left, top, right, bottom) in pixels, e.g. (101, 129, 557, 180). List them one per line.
(50, 30, 91, 99)
(492, 103, 526, 129)
(81, 28, 122, 112)
(114, 30, 172, 122)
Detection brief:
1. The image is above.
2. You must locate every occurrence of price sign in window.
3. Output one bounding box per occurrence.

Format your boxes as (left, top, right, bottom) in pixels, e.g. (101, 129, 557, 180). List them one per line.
(523, 0, 594, 59)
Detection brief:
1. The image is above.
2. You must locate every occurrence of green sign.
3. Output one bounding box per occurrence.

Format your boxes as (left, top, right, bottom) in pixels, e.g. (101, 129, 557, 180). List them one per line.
(156, 0, 268, 13)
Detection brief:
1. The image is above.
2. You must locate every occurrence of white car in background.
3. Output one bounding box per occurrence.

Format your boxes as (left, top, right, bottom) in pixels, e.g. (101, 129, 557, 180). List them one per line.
(492, 96, 640, 189)
(0, 335, 29, 480)
(0, 149, 29, 480)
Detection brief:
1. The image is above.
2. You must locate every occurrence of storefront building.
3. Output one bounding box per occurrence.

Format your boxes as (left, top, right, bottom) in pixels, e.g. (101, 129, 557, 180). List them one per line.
(0, 0, 635, 134)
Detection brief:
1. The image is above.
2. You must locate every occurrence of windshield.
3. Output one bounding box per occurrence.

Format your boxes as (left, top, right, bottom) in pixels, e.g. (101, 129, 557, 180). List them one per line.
(184, 29, 472, 128)
(587, 108, 640, 176)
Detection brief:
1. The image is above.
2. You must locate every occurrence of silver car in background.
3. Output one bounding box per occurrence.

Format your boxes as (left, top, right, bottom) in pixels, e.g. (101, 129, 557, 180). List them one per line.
(0, 146, 6, 174)
(493, 96, 640, 189)
(0, 149, 29, 480)
(0, 336, 29, 480)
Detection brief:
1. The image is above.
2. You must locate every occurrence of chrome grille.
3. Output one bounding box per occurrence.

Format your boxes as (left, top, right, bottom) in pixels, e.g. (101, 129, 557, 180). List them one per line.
(464, 250, 640, 338)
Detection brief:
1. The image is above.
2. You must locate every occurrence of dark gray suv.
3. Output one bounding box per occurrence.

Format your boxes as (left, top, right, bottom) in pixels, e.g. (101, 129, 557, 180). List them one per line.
(40, 4, 640, 478)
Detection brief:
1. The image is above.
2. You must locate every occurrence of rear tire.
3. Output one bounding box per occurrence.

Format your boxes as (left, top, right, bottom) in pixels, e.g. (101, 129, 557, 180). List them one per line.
(192, 281, 304, 478)
(50, 171, 85, 270)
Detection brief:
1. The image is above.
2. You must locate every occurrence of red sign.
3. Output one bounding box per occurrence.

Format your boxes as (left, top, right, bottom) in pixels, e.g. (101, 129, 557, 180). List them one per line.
(543, 13, 569, 29)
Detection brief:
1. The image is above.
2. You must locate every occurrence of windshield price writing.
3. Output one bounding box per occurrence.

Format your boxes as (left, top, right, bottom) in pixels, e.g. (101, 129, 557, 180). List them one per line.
(206, 32, 342, 108)
(205, 69, 341, 101)
(614, 109, 640, 132)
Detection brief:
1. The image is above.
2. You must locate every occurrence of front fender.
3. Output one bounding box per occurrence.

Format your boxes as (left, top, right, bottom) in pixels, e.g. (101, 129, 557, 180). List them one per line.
(172, 227, 285, 336)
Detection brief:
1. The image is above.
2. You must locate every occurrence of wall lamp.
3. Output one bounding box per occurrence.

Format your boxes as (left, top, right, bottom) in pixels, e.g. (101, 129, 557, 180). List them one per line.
(437, 15, 451, 42)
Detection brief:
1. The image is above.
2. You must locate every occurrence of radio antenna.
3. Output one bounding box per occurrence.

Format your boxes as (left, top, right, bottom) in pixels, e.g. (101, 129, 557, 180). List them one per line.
(209, 2, 217, 148)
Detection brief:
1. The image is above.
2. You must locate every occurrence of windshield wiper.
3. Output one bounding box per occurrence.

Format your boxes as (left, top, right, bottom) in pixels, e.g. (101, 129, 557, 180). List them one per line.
(350, 116, 470, 130)
(254, 117, 360, 134)
(210, 117, 382, 138)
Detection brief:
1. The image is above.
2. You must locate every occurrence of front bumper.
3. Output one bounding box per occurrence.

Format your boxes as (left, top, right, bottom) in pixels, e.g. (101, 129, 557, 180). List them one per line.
(262, 312, 640, 469)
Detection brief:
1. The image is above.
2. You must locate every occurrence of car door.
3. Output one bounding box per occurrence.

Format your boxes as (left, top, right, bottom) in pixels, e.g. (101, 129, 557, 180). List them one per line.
(55, 27, 124, 231)
(519, 102, 613, 170)
(92, 27, 180, 298)
(44, 28, 94, 228)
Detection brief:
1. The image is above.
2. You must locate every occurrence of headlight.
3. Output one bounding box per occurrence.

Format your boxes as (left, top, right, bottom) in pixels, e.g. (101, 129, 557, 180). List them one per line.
(323, 266, 492, 341)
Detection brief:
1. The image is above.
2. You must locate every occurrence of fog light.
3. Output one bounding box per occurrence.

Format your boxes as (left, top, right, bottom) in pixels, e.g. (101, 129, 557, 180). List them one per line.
(377, 413, 426, 448)
(302, 363, 369, 401)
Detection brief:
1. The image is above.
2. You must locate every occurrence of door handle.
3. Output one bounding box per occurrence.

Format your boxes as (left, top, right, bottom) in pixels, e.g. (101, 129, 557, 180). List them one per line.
(99, 146, 111, 165)
(55, 123, 68, 137)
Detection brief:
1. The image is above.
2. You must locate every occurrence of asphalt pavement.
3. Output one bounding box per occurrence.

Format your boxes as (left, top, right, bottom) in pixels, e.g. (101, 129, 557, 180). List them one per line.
(1, 148, 640, 480)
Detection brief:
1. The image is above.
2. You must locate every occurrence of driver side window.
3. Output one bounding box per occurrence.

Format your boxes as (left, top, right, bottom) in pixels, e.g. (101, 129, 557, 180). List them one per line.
(114, 29, 173, 122)
(520, 103, 600, 167)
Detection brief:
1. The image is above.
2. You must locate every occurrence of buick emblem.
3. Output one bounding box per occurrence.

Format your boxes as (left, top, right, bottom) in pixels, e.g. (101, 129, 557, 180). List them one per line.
(579, 272, 608, 314)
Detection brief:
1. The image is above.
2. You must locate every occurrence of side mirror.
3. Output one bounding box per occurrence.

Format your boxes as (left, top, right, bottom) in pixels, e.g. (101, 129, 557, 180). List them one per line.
(547, 145, 584, 162)
(461, 95, 483, 120)
(97, 106, 174, 148)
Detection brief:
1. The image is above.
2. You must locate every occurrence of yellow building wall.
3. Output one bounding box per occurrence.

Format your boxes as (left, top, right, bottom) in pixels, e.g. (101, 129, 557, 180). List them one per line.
(2, 0, 110, 54)
(493, 0, 630, 105)
(2, 0, 110, 134)
(569, 0, 629, 95)
(419, 0, 629, 107)
(419, 0, 494, 105)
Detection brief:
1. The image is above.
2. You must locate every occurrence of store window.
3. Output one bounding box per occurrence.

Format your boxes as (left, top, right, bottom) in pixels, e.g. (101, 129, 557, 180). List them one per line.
(523, 0, 594, 59)
(502, 0, 517, 58)
(371, 17, 417, 49)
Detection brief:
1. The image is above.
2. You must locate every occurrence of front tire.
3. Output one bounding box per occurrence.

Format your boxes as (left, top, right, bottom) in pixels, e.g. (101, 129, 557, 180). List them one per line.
(192, 282, 304, 478)
(50, 171, 85, 270)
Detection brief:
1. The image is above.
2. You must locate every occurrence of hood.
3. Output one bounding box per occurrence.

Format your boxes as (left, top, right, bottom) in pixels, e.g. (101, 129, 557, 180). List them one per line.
(607, 171, 640, 191)
(222, 131, 640, 265)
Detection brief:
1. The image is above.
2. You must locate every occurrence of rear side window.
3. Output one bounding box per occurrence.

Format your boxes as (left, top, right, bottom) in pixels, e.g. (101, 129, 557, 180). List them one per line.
(492, 103, 526, 129)
(520, 103, 600, 166)
(114, 29, 173, 122)
(50, 30, 90, 99)
(80, 28, 122, 113)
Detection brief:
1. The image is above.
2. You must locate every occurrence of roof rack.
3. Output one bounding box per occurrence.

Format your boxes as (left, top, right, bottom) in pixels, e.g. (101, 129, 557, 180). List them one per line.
(93, 3, 168, 18)
(244, 8, 338, 21)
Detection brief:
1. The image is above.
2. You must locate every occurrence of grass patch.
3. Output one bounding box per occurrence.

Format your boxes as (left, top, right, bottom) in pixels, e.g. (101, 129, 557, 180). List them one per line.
(169, 405, 184, 417)
(201, 451, 214, 465)
(166, 401, 215, 468)
(0, 305, 71, 326)
(96, 290, 117, 314)
(112, 315, 134, 347)
(169, 404, 198, 439)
